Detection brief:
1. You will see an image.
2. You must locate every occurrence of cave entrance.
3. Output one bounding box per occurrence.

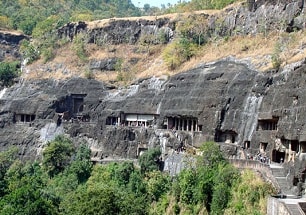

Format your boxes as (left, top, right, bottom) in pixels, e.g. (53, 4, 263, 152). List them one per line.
(300, 142, 306, 153)
(291, 140, 299, 153)
(165, 116, 200, 132)
(257, 117, 279, 131)
(272, 149, 285, 163)
(260, 142, 268, 153)
(71, 94, 87, 116)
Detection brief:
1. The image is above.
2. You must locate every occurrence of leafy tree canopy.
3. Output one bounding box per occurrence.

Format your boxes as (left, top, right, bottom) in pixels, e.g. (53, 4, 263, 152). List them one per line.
(138, 147, 162, 173)
(0, 140, 274, 215)
(42, 135, 75, 177)
(0, 61, 20, 87)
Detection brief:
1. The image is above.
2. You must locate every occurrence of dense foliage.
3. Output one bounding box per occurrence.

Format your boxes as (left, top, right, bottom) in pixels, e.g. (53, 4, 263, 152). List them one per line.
(0, 61, 20, 87)
(0, 139, 274, 215)
(0, 0, 240, 35)
(0, 0, 141, 34)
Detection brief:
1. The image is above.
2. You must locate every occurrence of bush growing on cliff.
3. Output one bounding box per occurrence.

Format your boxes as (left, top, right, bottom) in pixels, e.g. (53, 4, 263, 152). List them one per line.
(225, 169, 276, 215)
(0, 15, 10, 28)
(0, 61, 20, 87)
(162, 38, 197, 70)
(20, 40, 40, 64)
(72, 33, 88, 62)
(271, 42, 282, 70)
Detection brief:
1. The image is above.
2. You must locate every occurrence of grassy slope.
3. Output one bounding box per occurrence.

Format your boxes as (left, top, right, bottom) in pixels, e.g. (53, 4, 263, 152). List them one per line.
(22, 3, 306, 84)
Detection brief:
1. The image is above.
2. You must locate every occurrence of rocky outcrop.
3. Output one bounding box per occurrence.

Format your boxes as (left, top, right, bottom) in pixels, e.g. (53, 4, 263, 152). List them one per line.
(58, 18, 174, 45)
(0, 59, 296, 154)
(89, 58, 119, 71)
(57, 0, 306, 47)
(0, 30, 28, 62)
(0, 30, 28, 45)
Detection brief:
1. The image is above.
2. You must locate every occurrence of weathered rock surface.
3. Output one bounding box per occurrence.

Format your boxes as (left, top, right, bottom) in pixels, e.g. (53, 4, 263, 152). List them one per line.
(89, 57, 119, 71)
(0, 59, 302, 161)
(57, 0, 306, 46)
(0, 30, 28, 62)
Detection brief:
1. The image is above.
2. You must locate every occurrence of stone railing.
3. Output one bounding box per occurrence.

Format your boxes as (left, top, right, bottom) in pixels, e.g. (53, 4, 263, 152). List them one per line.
(267, 197, 291, 215)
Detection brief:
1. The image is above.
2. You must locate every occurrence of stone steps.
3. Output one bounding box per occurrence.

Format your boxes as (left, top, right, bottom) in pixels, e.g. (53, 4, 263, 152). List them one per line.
(270, 164, 305, 215)
(286, 204, 304, 215)
(271, 168, 286, 177)
(275, 177, 293, 195)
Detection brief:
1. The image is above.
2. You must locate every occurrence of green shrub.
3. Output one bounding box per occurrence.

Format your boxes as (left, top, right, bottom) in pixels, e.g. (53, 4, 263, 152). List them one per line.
(42, 136, 75, 178)
(84, 69, 95, 79)
(0, 61, 20, 87)
(138, 147, 161, 174)
(20, 40, 40, 64)
(271, 42, 282, 70)
(72, 33, 88, 62)
(162, 38, 197, 70)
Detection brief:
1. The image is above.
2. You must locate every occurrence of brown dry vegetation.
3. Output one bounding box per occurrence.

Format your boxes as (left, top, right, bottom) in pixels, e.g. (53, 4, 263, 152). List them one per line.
(22, 7, 306, 84)
(86, 9, 219, 29)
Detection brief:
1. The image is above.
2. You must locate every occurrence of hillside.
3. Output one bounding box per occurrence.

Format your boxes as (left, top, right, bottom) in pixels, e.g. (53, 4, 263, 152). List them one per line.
(13, 0, 305, 86)
(1, 0, 306, 214)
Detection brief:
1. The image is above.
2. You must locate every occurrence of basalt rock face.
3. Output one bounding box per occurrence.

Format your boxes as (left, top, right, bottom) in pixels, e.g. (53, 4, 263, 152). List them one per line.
(0, 60, 254, 159)
(2, 59, 306, 183)
(58, 18, 174, 45)
(0, 30, 28, 62)
(57, 0, 306, 48)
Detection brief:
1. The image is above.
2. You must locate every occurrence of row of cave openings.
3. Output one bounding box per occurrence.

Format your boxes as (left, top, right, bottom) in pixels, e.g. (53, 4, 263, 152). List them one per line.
(106, 114, 203, 132)
(271, 139, 306, 164)
(13, 93, 305, 164)
(13, 94, 88, 125)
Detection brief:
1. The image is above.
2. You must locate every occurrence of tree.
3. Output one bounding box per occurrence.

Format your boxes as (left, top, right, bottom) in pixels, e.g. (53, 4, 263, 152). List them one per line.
(198, 141, 225, 167)
(0, 147, 18, 196)
(67, 144, 93, 183)
(61, 164, 148, 215)
(211, 163, 239, 214)
(0, 162, 58, 215)
(138, 147, 162, 174)
(42, 136, 74, 177)
(0, 61, 20, 87)
(143, 3, 151, 13)
(146, 170, 170, 201)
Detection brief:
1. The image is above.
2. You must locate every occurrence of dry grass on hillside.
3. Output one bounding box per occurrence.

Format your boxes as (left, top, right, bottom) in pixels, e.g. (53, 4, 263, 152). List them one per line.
(23, 26, 306, 84)
(86, 9, 219, 29)
(180, 31, 306, 73)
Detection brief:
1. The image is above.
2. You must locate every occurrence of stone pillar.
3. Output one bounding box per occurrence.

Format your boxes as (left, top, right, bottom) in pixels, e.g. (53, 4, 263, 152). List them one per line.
(182, 119, 185, 131)
(167, 118, 169, 129)
(191, 119, 194, 132)
(186, 119, 189, 131)
(179, 119, 182, 130)
(195, 120, 198, 131)
(289, 142, 292, 162)
(174, 118, 177, 130)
